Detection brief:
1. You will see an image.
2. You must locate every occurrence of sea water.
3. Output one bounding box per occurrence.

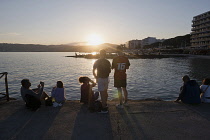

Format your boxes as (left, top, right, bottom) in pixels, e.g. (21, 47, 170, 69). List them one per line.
(0, 52, 209, 101)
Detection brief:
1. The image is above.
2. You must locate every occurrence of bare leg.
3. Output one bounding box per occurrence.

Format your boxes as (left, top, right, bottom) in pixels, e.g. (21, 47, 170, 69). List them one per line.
(117, 88, 123, 105)
(104, 89, 108, 105)
(40, 91, 49, 104)
(100, 90, 108, 108)
(122, 87, 128, 103)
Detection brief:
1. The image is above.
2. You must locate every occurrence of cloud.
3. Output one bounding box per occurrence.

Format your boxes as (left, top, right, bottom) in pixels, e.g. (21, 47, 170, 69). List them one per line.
(0, 32, 21, 36)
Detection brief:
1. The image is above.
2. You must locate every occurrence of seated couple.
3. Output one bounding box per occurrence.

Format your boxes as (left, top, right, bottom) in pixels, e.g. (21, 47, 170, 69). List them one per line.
(175, 75, 210, 104)
(21, 79, 66, 110)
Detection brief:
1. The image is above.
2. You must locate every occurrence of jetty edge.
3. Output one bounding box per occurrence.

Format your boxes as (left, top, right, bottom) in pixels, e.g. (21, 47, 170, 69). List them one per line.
(65, 53, 189, 59)
(1, 100, 210, 139)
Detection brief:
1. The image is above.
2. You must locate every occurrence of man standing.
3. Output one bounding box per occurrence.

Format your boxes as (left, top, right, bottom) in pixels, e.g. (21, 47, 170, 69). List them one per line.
(112, 50, 130, 108)
(93, 49, 111, 113)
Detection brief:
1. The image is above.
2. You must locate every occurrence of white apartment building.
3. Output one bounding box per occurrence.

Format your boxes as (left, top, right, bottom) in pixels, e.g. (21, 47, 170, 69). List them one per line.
(125, 37, 164, 49)
(191, 11, 210, 48)
(141, 37, 158, 47)
(125, 40, 141, 49)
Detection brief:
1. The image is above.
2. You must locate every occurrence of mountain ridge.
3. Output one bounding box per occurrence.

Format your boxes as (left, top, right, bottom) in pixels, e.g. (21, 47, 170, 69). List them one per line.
(0, 42, 118, 52)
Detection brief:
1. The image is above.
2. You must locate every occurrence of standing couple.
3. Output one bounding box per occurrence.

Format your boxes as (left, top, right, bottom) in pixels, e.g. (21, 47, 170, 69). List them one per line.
(93, 49, 130, 113)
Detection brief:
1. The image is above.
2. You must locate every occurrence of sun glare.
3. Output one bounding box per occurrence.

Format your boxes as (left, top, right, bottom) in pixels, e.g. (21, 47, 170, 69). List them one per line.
(87, 34, 103, 46)
(91, 52, 97, 55)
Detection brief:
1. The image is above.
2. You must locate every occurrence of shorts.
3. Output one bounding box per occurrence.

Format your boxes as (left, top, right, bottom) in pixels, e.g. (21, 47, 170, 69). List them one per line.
(114, 79, 127, 88)
(97, 78, 109, 91)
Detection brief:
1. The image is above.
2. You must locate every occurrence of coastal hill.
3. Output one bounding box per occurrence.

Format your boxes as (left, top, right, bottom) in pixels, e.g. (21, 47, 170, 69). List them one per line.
(0, 42, 118, 52)
(144, 34, 191, 49)
(0, 34, 191, 52)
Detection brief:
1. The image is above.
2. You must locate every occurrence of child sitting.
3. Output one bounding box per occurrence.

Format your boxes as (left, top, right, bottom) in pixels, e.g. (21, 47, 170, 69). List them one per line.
(79, 76, 99, 111)
(51, 81, 66, 107)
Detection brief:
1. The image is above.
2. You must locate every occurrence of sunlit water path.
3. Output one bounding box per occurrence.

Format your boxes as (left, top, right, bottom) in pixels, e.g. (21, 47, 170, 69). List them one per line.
(0, 52, 209, 101)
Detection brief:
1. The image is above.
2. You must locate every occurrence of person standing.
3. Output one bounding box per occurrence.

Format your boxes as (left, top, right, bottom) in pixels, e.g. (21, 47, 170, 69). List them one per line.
(93, 49, 111, 113)
(112, 50, 130, 108)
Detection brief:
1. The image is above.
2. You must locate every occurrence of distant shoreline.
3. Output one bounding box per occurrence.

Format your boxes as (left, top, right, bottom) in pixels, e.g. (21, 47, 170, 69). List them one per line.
(66, 53, 191, 59)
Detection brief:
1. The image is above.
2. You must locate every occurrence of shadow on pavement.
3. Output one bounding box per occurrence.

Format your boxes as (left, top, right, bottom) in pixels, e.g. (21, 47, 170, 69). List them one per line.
(0, 105, 61, 139)
(116, 106, 148, 140)
(185, 103, 210, 121)
(71, 104, 114, 140)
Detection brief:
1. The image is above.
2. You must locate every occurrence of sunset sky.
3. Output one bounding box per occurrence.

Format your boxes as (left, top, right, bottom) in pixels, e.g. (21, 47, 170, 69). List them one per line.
(0, 0, 210, 45)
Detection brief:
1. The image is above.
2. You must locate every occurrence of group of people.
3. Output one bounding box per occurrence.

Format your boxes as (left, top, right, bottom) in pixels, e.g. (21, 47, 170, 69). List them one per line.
(20, 49, 130, 113)
(175, 75, 210, 104)
(91, 49, 130, 113)
(21, 79, 66, 110)
(20, 49, 210, 112)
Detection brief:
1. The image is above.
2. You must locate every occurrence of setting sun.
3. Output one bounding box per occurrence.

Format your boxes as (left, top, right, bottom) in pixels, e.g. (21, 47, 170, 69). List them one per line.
(87, 34, 103, 46)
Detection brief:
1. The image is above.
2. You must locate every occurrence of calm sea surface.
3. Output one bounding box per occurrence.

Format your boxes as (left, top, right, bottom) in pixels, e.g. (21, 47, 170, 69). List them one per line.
(0, 52, 209, 101)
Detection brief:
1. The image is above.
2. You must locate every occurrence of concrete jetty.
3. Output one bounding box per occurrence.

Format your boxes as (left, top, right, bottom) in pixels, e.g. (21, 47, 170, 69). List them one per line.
(1, 100, 210, 140)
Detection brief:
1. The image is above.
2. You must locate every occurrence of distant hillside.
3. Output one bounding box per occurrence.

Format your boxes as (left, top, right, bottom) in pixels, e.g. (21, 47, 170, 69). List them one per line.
(0, 43, 118, 52)
(144, 34, 191, 49)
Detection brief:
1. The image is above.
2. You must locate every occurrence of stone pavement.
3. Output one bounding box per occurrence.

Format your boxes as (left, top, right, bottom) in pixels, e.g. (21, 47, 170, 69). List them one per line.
(1, 100, 210, 140)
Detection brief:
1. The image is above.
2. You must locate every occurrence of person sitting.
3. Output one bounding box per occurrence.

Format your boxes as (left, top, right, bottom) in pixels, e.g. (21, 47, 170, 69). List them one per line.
(20, 79, 49, 110)
(79, 76, 99, 111)
(51, 81, 66, 107)
(175, 75, 201, 104)
(200, 78, 210, 103)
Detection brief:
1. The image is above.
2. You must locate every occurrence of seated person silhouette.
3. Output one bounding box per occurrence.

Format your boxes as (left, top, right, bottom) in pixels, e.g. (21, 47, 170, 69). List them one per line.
(200, 78, 210, 103)
(20, 79, 49, 110)
(79, 76, 100, 112)
(175, 75, 201, 104)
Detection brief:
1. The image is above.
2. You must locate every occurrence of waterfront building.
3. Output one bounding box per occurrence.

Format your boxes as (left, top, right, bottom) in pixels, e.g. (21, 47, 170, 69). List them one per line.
(125, 37, 164, 49)
(125, 39, 142, 49)
(191, 11, 210, 48)
(141, 37, 159, 48)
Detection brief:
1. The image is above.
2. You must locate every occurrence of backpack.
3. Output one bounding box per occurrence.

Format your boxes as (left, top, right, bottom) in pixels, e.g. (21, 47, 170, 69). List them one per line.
(45, 97, 53, 106)
(25, 94, 41, 111)
(93, 101, 102, 112)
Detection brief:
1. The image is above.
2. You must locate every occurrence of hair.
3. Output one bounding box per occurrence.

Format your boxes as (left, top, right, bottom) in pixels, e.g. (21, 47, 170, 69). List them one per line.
(57, 81, 64, 88)
(202, 78, 210, 85)
(182, 75, 190, 82)
(99, 49, 106, 57)
(79, 76, 89, 83)
(117, 50, 124, 56)
(21, 79, 30, 87)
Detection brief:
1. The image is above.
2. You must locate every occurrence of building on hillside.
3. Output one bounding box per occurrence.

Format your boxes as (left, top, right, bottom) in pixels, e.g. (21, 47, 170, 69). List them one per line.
(141, 37, 159, 48)
(191, 11, 210, 48)
(125, 40, 141, 49)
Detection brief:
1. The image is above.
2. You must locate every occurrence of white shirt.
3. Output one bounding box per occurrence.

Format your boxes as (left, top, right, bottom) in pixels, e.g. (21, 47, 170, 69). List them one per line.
(200, 85, 210, 97)
(200, 85, 210, 103)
